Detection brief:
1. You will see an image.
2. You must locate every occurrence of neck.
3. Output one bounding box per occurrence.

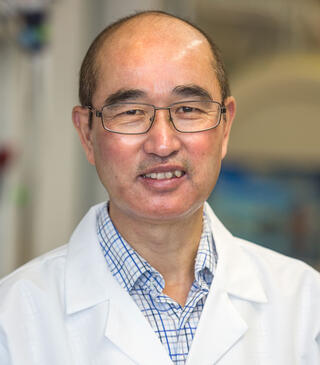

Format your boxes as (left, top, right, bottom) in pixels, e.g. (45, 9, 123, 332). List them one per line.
(109, 203, 204, 306)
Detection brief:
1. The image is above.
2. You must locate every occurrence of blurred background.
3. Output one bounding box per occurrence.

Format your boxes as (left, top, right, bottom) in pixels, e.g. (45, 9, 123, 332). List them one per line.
(0, 0, 319, 277)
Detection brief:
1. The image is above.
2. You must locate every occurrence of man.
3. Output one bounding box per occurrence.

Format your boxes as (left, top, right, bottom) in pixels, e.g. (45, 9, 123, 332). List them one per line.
(0, 10, 319, 365)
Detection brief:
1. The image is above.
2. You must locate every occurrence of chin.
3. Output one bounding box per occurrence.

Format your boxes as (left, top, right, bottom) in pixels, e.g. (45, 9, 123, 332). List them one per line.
(132, 200, 205, 223)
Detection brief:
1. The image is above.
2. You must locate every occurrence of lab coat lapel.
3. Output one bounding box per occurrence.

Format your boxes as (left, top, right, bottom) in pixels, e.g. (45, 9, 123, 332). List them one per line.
(186, 286, 248, 365)
(186, 204, 268, 365)
(65, 203, 172, 365)
(104, 279, 173, 365)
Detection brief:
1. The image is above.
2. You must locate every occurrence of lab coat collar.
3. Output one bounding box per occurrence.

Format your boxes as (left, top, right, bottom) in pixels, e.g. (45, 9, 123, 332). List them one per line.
(65, 203, 172, 364)
(185, 204, 268, 365)
(65, 203, 109, 314)
(204, 202, 268, 304)
(65, 202, 268, 365)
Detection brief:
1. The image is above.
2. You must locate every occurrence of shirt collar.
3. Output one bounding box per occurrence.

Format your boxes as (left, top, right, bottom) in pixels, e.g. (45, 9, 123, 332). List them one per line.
(97, 203, 217, 294)
(194, 211, 217, 288)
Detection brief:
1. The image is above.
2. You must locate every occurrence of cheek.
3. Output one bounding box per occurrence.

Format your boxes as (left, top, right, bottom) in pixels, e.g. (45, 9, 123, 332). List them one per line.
(186, 132, 224, 185)
(92, 134, 142, 184)
(91, 135, 119, 189)
(188, 132, 223, 165)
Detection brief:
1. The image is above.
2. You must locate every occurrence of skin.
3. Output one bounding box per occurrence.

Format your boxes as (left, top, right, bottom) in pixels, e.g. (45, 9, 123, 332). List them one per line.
(73, 15, 236, 306)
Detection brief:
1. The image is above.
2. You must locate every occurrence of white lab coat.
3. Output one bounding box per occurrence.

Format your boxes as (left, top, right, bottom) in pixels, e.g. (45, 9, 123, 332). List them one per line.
(0, 202, 319, 365)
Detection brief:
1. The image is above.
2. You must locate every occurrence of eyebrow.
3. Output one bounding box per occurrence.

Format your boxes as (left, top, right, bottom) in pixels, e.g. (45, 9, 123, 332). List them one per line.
(103, 84, 213, 106)
(104, 89, 146, 105)
(172, 85, 213, 100)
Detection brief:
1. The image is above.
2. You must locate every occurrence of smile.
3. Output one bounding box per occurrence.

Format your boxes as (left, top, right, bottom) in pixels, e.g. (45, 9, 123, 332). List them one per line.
(142, 170, 185, 180)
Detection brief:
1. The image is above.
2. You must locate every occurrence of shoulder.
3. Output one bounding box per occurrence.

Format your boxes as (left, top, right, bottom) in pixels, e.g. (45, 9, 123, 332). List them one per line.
(235, 235, 320, 288)
(235, 237, 320, 344)
(0, 202, 105, 303)
(0, 245, 68, 306)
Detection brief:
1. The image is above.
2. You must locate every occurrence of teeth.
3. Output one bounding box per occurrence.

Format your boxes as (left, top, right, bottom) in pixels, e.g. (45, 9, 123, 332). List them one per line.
(144, 170, 184, 180)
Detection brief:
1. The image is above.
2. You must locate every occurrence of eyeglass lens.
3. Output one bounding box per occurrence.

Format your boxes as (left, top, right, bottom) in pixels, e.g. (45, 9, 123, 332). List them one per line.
(101, 101, 222, 134)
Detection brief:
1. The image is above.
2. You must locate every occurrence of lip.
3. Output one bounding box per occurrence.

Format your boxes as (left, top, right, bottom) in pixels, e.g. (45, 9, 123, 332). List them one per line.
(138, 164, 186, 176)
(138, 164, 187, 192)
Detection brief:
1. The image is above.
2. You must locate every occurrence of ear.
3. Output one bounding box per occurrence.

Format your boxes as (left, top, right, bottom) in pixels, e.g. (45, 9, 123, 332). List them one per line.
(72, 106, 96, 165)
(221, 96, 236, 159)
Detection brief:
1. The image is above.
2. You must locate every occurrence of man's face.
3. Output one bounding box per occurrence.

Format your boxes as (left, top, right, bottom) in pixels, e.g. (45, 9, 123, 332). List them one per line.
(74, 18, 235, 224)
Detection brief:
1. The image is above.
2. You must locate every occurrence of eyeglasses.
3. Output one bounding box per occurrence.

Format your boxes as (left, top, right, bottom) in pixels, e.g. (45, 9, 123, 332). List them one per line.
(88, 100, 226, 135)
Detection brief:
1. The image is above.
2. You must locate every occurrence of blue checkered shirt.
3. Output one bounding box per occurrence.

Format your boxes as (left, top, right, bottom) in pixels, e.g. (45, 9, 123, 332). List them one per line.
(97, 203, 217, 365)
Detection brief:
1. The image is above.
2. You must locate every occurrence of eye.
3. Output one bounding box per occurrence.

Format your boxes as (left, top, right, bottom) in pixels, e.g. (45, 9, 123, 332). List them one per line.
(180, 106, 196, 113)
(112, 108, 145, 119)
(175, 105, 204, 115)
(124, 109, 144, 115)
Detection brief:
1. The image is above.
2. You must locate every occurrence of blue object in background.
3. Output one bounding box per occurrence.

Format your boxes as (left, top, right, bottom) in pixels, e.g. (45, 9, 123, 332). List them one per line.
(18, 10, 49, 52)
(208, 163, 320, 266)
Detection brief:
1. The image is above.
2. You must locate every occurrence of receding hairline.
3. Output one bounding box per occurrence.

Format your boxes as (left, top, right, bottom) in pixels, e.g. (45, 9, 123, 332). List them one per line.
(95, 11, 215, 73)
(79, 10, 230, 108)
(102, 11, 210, 43)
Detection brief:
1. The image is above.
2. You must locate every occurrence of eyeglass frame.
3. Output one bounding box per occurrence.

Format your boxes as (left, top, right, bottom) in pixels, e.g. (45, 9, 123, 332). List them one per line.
(87, 100, 227, 135)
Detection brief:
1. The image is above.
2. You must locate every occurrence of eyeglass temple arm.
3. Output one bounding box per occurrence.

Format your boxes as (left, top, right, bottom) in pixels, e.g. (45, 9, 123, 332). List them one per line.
(86, 106, 99, 128)
(86, 106, 103, 120)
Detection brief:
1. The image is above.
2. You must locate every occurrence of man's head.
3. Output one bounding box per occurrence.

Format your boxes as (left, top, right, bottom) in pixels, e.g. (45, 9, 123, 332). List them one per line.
(72, 11, 236, 224)
(79, 11, 231, 115)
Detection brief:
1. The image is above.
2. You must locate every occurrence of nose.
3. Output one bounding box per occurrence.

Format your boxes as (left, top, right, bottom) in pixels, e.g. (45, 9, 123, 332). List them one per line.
(143, 108, 182, 157)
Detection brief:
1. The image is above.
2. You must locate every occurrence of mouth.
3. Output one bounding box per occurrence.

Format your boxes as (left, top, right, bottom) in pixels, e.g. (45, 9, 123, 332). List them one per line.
(142, 169, 185, 180)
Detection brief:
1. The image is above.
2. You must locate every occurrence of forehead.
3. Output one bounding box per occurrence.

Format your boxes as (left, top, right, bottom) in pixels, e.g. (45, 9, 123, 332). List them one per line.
(101, 15, 213, 54)
(93, 16, 219, 103)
